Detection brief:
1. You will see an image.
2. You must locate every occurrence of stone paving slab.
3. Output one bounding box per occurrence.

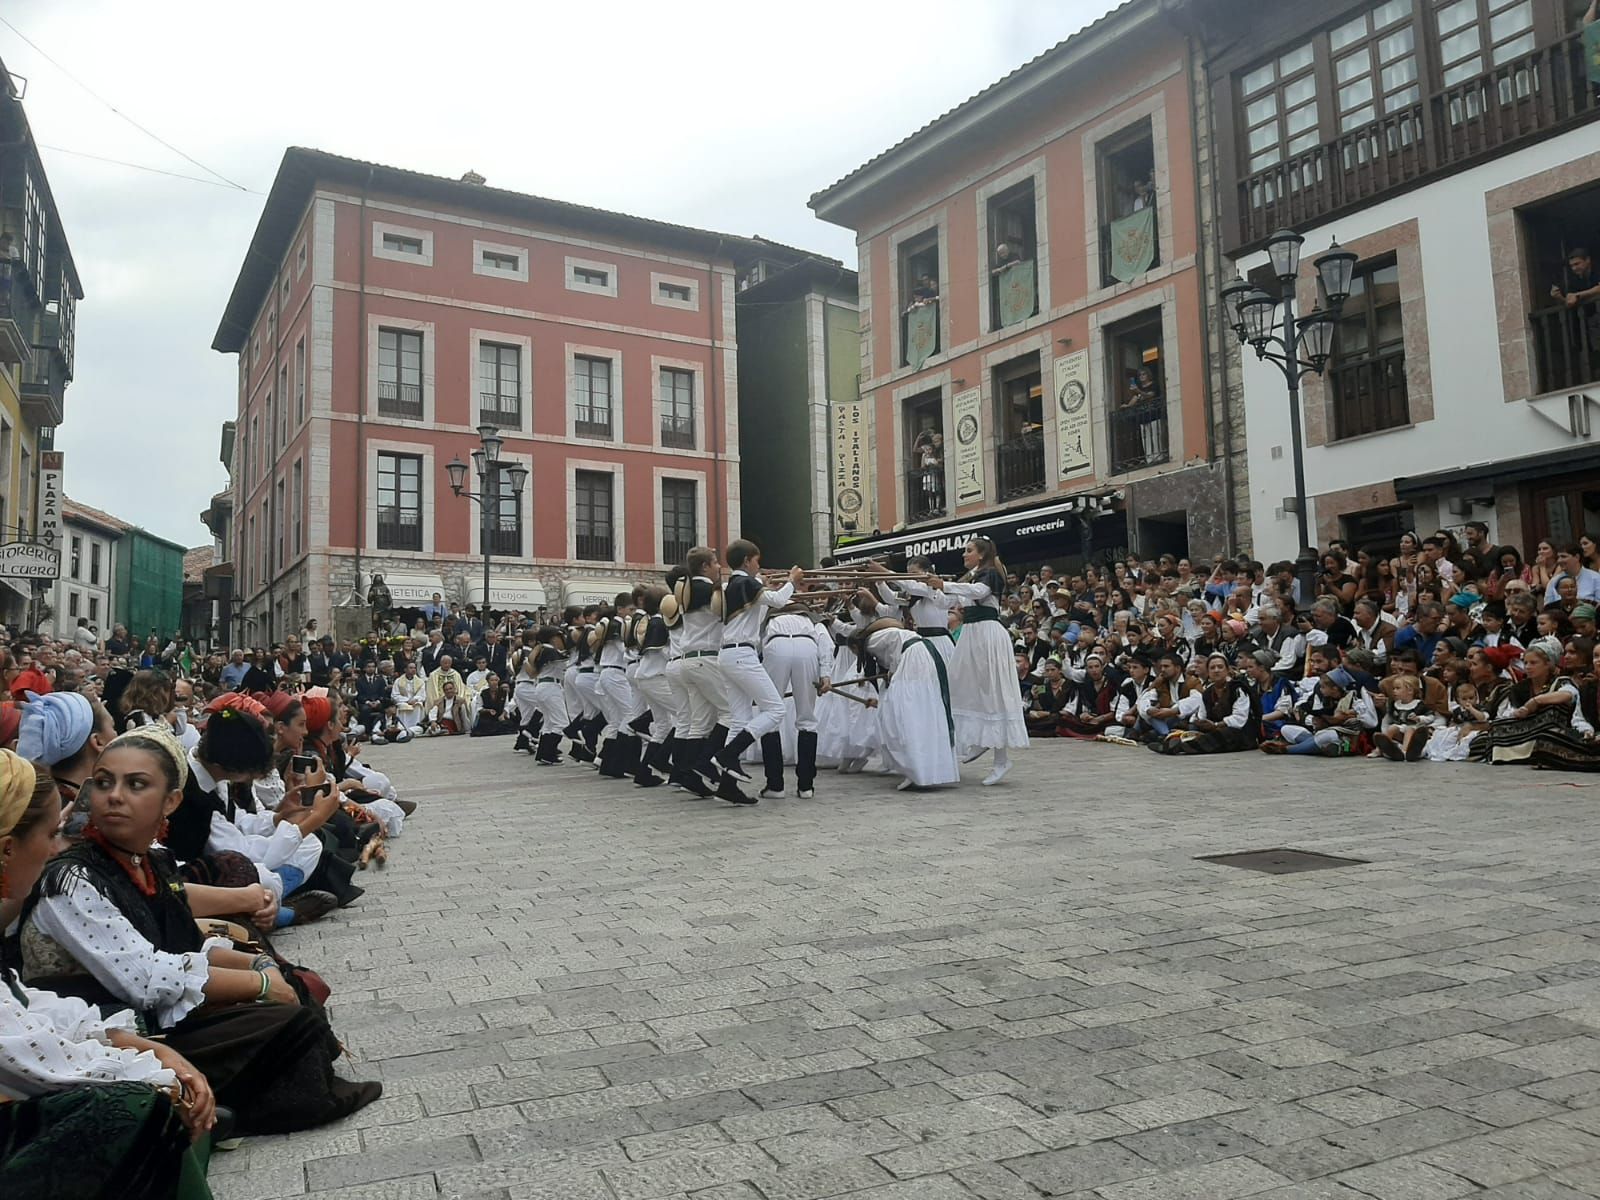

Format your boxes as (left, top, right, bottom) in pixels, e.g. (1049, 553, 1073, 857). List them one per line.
(212, 740, 1600, 1199)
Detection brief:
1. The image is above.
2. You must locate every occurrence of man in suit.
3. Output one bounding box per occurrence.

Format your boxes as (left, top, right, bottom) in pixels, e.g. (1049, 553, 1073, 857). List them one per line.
(472, 628, 511, 679)
(419, 629, 448, 675)
(354, 659, 391, 737)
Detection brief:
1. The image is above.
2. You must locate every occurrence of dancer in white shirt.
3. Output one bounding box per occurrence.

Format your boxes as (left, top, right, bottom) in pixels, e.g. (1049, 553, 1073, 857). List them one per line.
(760, 602, 833, 798)
(713, 541, 803, 801)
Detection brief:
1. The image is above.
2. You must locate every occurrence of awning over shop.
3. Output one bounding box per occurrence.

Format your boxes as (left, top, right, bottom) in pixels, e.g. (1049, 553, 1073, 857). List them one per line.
(1395, 442, 1600, 497)
(464, 579, 549, 609)
(373, 571, 448, 604)
(562, 578, 629, 606)
(834, 490, 1122, 571)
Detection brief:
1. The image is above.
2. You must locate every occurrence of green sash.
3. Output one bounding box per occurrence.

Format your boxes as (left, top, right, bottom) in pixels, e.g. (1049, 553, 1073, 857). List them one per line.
(906, 636, 955, 746)
(963, 605, 1001, 623)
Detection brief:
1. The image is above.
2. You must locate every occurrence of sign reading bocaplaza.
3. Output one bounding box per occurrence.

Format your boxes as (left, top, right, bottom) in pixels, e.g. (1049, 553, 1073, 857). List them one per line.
(952, 387, 985, 506)
(832, 401, 872, 537)
(1053, 350, 1094, 481)
(0, 542, 61, 579)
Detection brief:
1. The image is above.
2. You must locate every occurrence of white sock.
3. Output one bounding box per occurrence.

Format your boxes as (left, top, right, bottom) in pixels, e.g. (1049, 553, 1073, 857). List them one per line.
(993, 748, 1010, 770)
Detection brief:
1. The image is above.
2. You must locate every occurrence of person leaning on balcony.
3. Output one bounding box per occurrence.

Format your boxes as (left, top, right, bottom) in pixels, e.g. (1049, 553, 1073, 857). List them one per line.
(1552, 246, 1600, 361)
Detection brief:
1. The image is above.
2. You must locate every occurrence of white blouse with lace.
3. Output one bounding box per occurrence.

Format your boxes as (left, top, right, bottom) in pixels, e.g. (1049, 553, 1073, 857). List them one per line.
(0, 972, 176, 1100)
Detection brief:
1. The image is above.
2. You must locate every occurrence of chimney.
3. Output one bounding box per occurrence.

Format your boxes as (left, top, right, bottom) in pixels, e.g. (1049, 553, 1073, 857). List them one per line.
(460, 170, 486, 185)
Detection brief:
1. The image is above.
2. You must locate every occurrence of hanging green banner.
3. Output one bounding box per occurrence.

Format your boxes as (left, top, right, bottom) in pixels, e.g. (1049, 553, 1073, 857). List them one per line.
(1584, 20, 1600, 86)
(995, 259, 1036, 328)
(905, 301, 939, 371)
(1109, 208, 1156, 284)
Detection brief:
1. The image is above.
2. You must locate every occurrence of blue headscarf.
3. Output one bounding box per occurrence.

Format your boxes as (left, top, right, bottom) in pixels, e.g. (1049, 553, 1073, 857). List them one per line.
(17, 690, 95, 766)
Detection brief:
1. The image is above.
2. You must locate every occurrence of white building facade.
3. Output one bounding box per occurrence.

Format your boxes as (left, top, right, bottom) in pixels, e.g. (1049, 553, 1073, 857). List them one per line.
(49, 499, 120, 640)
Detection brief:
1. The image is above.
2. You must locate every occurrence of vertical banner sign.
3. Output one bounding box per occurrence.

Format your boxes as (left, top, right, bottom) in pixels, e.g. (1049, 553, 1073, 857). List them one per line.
(1053, 351, 1095, 481)
(952, 387, 986, 506)
(38, 451, 63, 577)
(832, 402, 871, 538)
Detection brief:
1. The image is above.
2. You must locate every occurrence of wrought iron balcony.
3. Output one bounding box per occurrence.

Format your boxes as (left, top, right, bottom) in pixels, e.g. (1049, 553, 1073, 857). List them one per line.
(1109, 401, 1169, 475)
(375, 509, 423, 552)
(663, 537, 694, 565)
(660, 417, 696, 450)
(995, 432, 1045, 501)
(377, 379, 423, 420)
(1236, 31, 1596, 250)
(1530, 303, 1600, 395)
(1329, 349, 1410, 440)
(904, 465, 947, 523)
(478, 393, 521, 428)
(487, 523, 521, 556)
(575, 530, 613, 561)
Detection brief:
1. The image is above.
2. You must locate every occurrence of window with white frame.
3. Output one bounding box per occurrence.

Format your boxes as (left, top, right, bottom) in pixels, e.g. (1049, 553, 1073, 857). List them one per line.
(291, 459, 303, 557)
(574, 355, 614, 438)
(70, 535, 81, 579)
(277, 367, 289, 446)
(566, 256, 618, 296)
(483, 249, 518, 272)
(661, 478, 697, 564)
(376, 453, 423, 551)
(90, 541, 100, 585)
(382, 232, 423, 256)
(659, 282, 691, 302)
(377, 329, 424, 419)
(487, 465, 522, 556)
(294, 338, 306, 424)
(373, 223, 433, 266)
(88, 596, 98, 624)
(575, 470, 614, 561)
(68, 591, 79, 618)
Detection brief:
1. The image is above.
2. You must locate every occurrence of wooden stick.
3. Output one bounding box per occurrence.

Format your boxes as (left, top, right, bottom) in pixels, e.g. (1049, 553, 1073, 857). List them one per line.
(828, 674, 886, 688)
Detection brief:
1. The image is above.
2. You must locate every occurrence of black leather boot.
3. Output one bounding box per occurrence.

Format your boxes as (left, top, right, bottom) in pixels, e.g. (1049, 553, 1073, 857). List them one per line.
(759, 732, 785, 797)
(715, 730, 755, 781)
(796, 730, 818, 797)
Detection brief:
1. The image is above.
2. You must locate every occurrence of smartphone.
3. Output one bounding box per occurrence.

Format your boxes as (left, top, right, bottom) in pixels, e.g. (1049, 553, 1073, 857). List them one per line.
(290, 753, 317, 775)
(297, 780, 332, 807)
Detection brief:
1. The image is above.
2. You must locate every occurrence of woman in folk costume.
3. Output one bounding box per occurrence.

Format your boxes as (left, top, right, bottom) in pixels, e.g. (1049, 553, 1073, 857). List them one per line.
(816, 589, 882, 773)
(518, 627, 571, 765)
(0, 749, 218, 1199)
(1159, 653, 1259, 755)
(928, 537, 1028, 784)
(859, 619, 959, 790)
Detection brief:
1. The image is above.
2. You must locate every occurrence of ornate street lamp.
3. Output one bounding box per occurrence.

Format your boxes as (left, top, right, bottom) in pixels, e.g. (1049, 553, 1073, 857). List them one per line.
(1219, 233, 1355, 602)
(448, 429, 529, 619)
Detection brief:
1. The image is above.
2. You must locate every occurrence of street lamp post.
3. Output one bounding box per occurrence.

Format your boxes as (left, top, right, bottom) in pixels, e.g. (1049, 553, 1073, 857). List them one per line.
(447, 423, 530, 621)
(1221, 229, 1358, 605)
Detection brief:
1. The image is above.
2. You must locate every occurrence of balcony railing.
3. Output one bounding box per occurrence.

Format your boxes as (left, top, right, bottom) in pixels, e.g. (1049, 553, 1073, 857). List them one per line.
(663, 537, 694, 565)
(377, 379, 423, 420)
(19, 346, 65, 427)
(575, 411, 613, 439)
(376, 510, 423, 552)
(478, 393, 521, 427)
(905, 465, 946, 523)
(576, 530, 614, 561)
(1237, 31, 1596, 248)
(1531, 303, 1600, 395)
(1329, 348, 1410, 440)
(660, 417, 696, 449)
(995, 432, 1045, 501)
(487, 523, 521, 557)
(1109, 401, 1169, 475)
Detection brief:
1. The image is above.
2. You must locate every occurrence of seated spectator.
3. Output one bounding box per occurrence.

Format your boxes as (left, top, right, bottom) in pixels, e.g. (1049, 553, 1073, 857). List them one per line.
(425, 680, 469, 736)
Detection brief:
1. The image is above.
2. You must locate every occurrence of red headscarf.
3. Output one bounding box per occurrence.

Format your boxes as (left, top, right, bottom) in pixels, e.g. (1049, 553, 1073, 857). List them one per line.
(300, 694, 332, 735)
(254, 690, 296, 721)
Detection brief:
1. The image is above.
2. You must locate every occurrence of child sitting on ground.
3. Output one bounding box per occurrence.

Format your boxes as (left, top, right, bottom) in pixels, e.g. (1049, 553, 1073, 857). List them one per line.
(1373, 673, 1440, 761)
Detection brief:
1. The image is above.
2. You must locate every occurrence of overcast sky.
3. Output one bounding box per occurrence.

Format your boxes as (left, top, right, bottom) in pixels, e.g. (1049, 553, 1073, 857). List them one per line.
(4, 0, 1119, 548)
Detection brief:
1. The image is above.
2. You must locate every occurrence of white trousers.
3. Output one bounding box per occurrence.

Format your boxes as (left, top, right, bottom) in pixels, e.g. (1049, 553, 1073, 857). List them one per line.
(676, 655, 726, 737)
(634, 665, 675, 744)
(572, 668, 602, 719)
(597, 666, 636, 737)
(562, 664, 582, 724)
(720, 646, 785, 739)
(764, 638, 822, 733)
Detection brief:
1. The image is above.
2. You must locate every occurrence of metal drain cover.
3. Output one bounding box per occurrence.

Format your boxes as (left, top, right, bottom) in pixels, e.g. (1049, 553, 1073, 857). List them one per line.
(1197, 848, 1368, 874)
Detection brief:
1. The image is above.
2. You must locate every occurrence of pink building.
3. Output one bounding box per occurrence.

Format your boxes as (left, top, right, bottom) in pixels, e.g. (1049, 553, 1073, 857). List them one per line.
(213, 150, 807, 639)
(810, 1, 1238, 572)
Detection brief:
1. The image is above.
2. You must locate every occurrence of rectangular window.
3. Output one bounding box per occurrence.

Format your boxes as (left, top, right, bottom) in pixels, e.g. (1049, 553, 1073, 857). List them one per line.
(18, 449, 29, 532)
(381, 232, 424, 256)
(988, 180, 1039, 326)
(376, 452, 423, 551)
(297, 241, 307, 273)
(70, 535, 81, 579)
(574, 470, 614, 561)
(259, 501, 269, 578)
(574, 355, 614, 438)
(661, 478, 697, 564)
(1097, 120, 1161, 288)
(659, 282, 691, 302)
(488, 466, 522, 556)
(1330, 5, 1419, 134)
(377, 328, 424, 419)
(246, 515, 255, 592)
(478, 342, 522, 427)
(1105, 309, 1170, 474)
(88, 595, 98, 624)
(1238, 40, 1321, 174)
(659, 367, 695, 449)
(265, 396, 275, 462)
(277, 368, 288, 445)
(291, 459, 303, 557)
(89, 542, 100, 585)
(574, 266, 609, 288)
(993, 358, 1046, 501)
(294, 339, 306, 425)
(274, 478, 285, 571)
(904, 391, 946, 523)
(898, 231, 941, 367)
(68, 591, 78, 618)
(481, 249, 520, 272)
(1330, 256, 1409, 439)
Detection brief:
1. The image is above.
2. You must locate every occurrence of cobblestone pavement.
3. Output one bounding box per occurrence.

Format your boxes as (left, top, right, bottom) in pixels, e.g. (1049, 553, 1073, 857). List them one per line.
(212, 739, 1600, 1200)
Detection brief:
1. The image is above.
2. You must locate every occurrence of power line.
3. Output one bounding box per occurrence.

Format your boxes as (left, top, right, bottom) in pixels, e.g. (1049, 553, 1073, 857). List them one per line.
(0, 15, 249, 192)
(37, 143, 264, 192)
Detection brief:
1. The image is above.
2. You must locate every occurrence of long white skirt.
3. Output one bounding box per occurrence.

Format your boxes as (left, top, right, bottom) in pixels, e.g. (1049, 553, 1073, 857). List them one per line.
(949, 621, 1029, 751)
(817, 642, 879, 761)
(879, 642, 959, 787)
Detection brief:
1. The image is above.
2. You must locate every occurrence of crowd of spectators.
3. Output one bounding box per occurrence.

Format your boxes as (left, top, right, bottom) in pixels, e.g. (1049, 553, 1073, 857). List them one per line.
(1003, 522, 1600, 769)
